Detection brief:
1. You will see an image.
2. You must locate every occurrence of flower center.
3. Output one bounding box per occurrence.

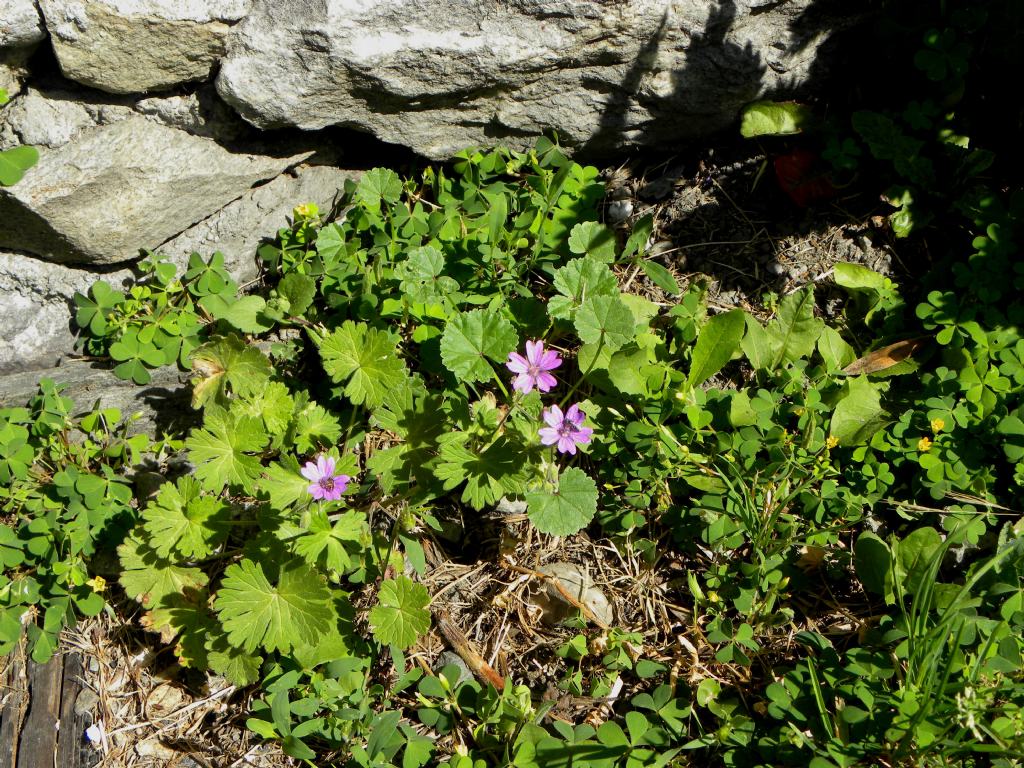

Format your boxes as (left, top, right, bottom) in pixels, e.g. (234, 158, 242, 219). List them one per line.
(557, 420, 576, 438)
(318, 476, 336, 492)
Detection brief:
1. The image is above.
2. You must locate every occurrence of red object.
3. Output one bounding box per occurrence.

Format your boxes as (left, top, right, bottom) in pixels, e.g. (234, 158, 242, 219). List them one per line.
(774, 149, 837, 207)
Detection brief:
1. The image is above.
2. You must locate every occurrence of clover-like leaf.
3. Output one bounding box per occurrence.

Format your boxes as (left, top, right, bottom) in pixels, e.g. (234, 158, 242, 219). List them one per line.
(141, 476, 231, 559)
(574, 295, 635, 352)
(526, 467, 597, 536)
(73, 280, 125, 336)
(369, 576, 431, 649)
(215, 558, 333, 654)
(318, 321, 408, 409)
(185, 406, 267, 493)
(0, 145, 39, 186)
(439, 309, 518, 383)
(109, 328, 166, 384)
(200, 294, 273, 334)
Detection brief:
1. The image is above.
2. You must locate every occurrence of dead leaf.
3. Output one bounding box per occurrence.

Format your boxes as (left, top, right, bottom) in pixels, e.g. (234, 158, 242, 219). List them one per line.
(843, 337, 927, 376)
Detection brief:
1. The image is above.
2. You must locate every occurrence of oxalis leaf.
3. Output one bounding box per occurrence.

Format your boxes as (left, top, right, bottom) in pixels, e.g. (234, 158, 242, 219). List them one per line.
(215, 558, 333, 654)
(0, 145, 39, 186)
(317, 321, 408, 409)
(368, 576, 431, 649)
(439, 309, 518, 383)
(526, 467, 597, 536)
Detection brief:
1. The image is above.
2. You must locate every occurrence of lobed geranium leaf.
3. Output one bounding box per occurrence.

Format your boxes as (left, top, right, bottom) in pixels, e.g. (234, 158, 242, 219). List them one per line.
(118, 533, 210, 610)
(215, 558, 333, 654)
(575, 295, 635, 352)
(368, 576, 431, 649)
(439, 309, 518, 383)
(549, 257, 618, 322)
(141, 476, 231, 560)
(318, 321, 408, 409)
(189, 334, 271, 409)
(185, 406, 267, 493)
(526, 467, 597, 536)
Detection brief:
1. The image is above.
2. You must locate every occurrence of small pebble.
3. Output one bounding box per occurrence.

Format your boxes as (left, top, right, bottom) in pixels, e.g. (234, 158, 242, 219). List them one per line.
(75, 688, 99, 716)
(496, 497, 527, 515)
(606, 198, 633, 224)
(766, 260, 786, 276)
(638, 177, 675, 201)
(530, 562, 614, 627)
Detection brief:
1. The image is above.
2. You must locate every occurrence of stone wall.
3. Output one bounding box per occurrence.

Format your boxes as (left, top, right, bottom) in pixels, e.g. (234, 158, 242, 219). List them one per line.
(0, 0, 860, 413)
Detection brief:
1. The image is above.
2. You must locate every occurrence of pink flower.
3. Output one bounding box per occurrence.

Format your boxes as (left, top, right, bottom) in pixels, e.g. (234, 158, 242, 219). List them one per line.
(301, 455, 350, 501)
(506, 340, 562, 394)
(538, 404, 594, 455)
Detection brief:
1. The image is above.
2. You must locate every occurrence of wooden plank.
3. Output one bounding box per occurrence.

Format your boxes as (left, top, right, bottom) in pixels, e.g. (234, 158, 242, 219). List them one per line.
(15, 656, 63, 768)
(0, 644, 29, 768)
(56, 654, 85, 768)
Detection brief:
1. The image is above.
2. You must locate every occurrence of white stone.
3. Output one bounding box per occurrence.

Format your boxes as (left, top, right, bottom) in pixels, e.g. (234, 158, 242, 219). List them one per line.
(0, 0, 45, 48)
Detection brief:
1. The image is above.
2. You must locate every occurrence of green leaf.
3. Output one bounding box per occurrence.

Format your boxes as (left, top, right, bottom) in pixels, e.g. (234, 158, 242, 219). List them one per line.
(526, 467, 597, 536)
(185, 406, 267, 493)
(896, 527, 943, 596)
(439, 309, 518, 383)
(277, 273, 316, 317)
(641, 261, 680, 295)
(142, 476, 231, 559)
(549, 257, 618, 322)
(854, 532, 892, 599)
(575, 295, 635, 352)
(830, 376, 886, 446)
(767, 286, 822, 367)
(292, 508, 366, 574)
(73, 280, 124, 336)
(318, 321, 408, 409)
(200, 294, 273, 334)
(622, 214, 654, 261)
(833, 262, 887, 292)
(289, 399, 342, 453)
(740, 314, 774, 371)
(739, 100, 812, 138)
(817, 326, 856, 371)
(118, 534, 209, 610)
(568, 221, 616, 262)
(0, 145, 39, 186)
(356, 168, 403, 209)
(261, 455, 312, 509)
(236, 381, 294, 438)
(216, 558, 333, 654)
(688, 310, 744, 387)
(189, 334, 272, 409)
(368, 576, 431, 649)
(434, 433, 527, 510)
(208, 645, 262, 686)
(396, 245, 458, 304)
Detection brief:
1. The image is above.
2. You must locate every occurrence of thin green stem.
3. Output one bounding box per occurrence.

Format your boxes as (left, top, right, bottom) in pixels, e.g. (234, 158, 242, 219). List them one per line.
(558, 333, 604, 409)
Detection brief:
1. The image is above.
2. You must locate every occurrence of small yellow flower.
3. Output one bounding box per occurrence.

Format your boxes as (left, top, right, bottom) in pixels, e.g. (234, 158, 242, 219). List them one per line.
(292, 202, 319, 221)
(86, 575, 107, 593)
(826, 435, 840, 449)
(931, 417, 945, 434)
(917, 436, 933, 452)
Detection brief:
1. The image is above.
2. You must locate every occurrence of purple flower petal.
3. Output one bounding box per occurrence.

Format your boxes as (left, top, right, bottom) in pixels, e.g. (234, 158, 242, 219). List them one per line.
(539, 350, 562, 370)
(301, 461, 320, 482)
(558, 436, 578, 454)
(506, 352, 530, 374)
(539, 427, 561, 445)
(525, 340, 542, 365)
(542, 406, 564, 428)
(513, 373, 534, 394)
(536, 372, 557, 392)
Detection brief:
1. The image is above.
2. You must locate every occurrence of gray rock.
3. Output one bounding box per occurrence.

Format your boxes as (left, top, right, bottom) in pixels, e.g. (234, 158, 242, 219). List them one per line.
(530, 562, 614, 627)
(1, 87, 96, 147)
(0, 116, 312, 265)
(134, 84, 249, 140)
(39, 0, 250, 94)
(0, 250, 133, 373)
(217, 0, 851, 160)
(0, 45, 33, 100)
(0, 358, 194, 437)
(154, 163, 356, 282)
(0, 0, 45, 48)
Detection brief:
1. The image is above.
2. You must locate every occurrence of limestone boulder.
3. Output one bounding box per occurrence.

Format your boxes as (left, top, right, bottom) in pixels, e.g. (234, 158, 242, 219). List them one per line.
(217, 0, 852, 159)
(0, 164, 353, 373)
(0, 358, 193, 437)
(0, 0, 45, 49)
(38, 0, 250, 94)
(0, 251, 133, 373)
(0, 116, 312, 265)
